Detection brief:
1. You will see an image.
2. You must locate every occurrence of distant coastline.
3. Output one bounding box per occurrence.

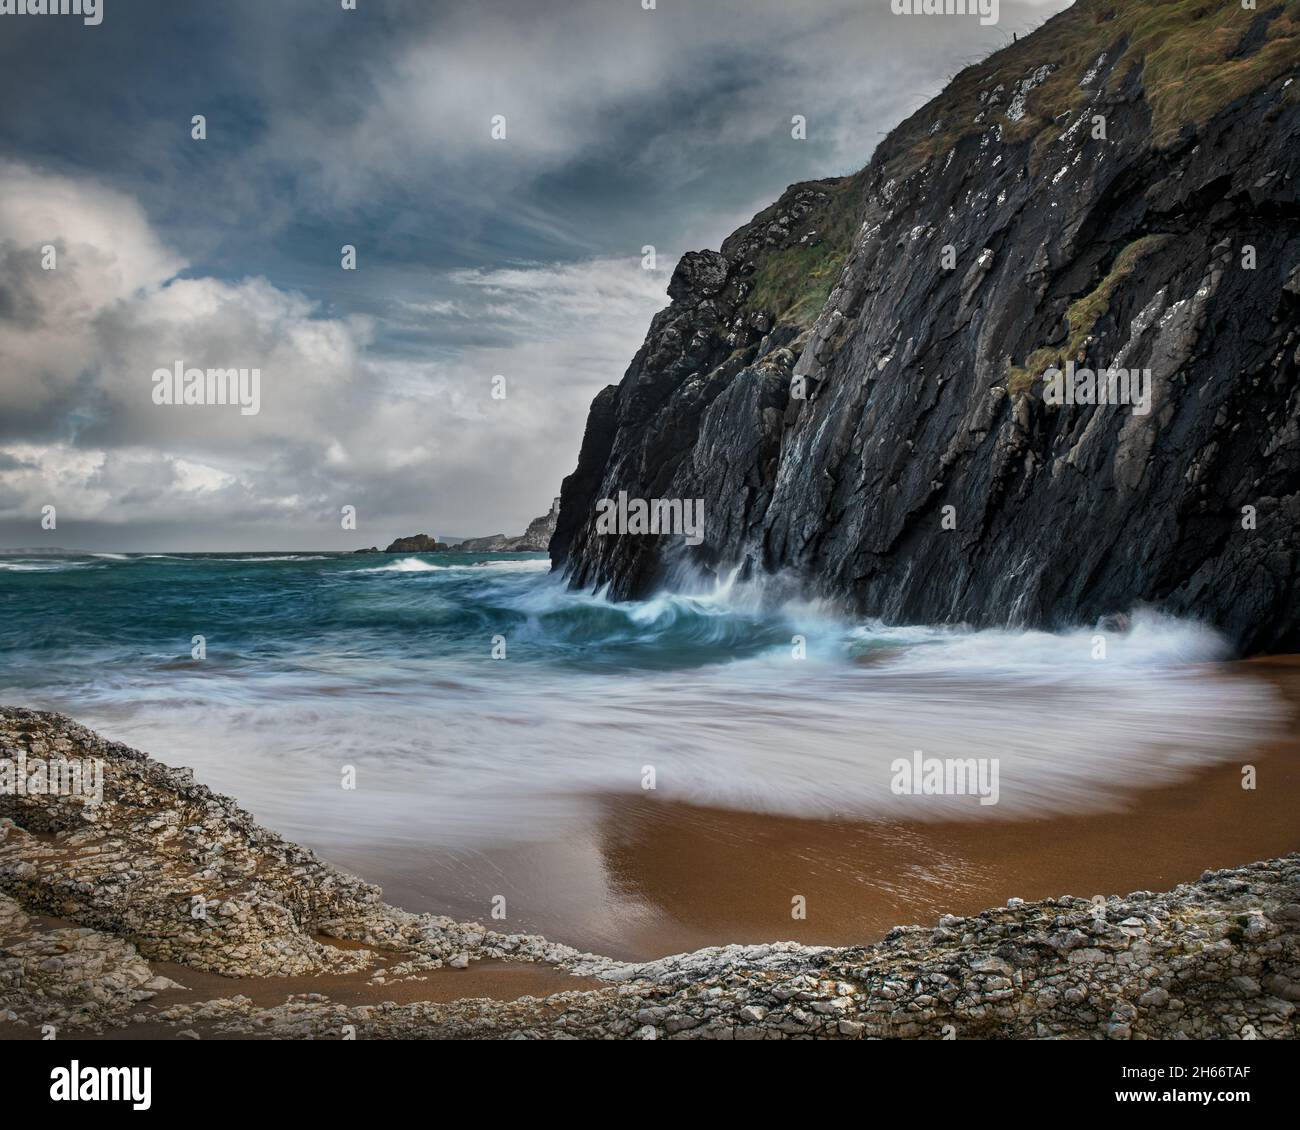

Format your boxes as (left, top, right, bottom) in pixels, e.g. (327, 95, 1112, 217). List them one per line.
(354, 497, 560, 556)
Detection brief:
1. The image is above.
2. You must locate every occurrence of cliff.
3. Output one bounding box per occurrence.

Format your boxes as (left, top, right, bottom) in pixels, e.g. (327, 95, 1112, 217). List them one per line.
(552, 0, 1300, 654)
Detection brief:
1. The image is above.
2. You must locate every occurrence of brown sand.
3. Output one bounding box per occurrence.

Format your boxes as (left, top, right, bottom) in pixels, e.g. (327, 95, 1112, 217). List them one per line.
(364, 657, 1300, 961)
(6, 661, 1295, 1039)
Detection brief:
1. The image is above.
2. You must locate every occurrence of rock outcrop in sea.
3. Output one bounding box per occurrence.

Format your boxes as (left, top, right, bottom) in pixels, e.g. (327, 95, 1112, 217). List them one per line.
(551, 0, 1300, 654)
(2, 708, 1297, 1040)
(382, 534, 450, 553)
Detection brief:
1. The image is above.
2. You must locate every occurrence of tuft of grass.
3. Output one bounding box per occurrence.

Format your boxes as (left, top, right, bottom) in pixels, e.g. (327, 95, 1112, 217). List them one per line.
(742, 172, 867, 329)
(1006, 234, 1173, 395)
(1140, 1, 1300, 144)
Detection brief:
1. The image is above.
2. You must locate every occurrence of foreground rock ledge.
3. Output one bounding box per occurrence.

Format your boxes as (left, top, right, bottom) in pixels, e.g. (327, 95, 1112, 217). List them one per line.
(1, 707, 1296, 1040)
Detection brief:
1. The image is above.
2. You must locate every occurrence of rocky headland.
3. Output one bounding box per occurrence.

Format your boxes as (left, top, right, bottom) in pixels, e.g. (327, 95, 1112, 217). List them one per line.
(2, 707, 1296, 1040)
(458, 498, 560, 553)
(552, 0, 1300, 654)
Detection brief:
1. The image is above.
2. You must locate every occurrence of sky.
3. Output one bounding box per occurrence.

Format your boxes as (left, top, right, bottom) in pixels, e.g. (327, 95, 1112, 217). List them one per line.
(0, 0, 1070, 550)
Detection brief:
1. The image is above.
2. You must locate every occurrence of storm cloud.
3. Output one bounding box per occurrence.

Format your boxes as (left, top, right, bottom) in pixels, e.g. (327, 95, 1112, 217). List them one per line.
(0, 0, 1069, 549)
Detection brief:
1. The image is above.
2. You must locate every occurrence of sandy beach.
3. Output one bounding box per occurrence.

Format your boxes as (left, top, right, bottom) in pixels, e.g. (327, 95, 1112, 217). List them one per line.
(352, 657, 1300, 962)
(2, 685, 1297, 1041)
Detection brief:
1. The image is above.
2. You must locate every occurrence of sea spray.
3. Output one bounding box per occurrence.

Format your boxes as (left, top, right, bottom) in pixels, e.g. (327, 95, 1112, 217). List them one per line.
(0, 551, 1283, 849)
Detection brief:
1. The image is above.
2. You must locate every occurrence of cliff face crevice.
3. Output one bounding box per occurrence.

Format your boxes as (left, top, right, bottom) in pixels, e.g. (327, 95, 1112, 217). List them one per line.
(552, 0, 1300, 653)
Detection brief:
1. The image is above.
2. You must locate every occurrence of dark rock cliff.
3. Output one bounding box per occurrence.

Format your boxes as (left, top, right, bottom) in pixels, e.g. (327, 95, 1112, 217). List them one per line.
(552, 0, 1300, 654)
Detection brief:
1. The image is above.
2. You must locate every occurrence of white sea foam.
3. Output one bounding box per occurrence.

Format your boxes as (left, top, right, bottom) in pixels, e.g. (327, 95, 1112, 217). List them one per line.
(0, 561, 98, 572)
(461, 557, 552, 572)
(359, 556, 444, 573)
(357, 556, 550, 575)
(229, 555, 329, 562)
(55, 600, 1281, 851)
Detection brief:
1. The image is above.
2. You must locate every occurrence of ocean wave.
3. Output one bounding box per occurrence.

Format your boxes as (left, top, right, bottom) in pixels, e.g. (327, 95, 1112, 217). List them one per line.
(69, 621, 1281, 850)
(358, 556, 444, 573)
(5, 556, 1281, 846)
(848, 609, 1231, 674)
(455, 558, 552, 572)
(0, 561, 100, 572)
(228, 555, 329, 562)
(357, 556, 550, 575)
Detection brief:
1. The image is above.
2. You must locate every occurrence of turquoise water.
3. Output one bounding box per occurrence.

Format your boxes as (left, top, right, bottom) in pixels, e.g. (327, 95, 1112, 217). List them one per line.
(0, 550, 1284, 859)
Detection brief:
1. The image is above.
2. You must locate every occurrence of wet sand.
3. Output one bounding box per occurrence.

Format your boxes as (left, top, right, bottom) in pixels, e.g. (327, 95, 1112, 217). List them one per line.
(355, 657, 1300, 961)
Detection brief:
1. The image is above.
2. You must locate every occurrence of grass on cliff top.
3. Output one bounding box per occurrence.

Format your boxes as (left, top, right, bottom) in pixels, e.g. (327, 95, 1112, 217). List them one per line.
(734, 2, 1297, 342)
(742, 171, 867, 329)
(1006, 234, 1173, 395)
(1137, 0, 1300, 144)
(888, 0, 1300, 181)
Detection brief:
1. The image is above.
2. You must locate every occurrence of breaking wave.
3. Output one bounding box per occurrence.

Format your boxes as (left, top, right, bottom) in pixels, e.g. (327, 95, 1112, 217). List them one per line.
(0, 549, 1283, 851)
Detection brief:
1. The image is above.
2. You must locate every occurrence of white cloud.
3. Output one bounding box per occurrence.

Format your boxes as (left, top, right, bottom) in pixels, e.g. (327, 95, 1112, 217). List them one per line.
(0, 162, 666, 546)
(0, 0, 1076, 548)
